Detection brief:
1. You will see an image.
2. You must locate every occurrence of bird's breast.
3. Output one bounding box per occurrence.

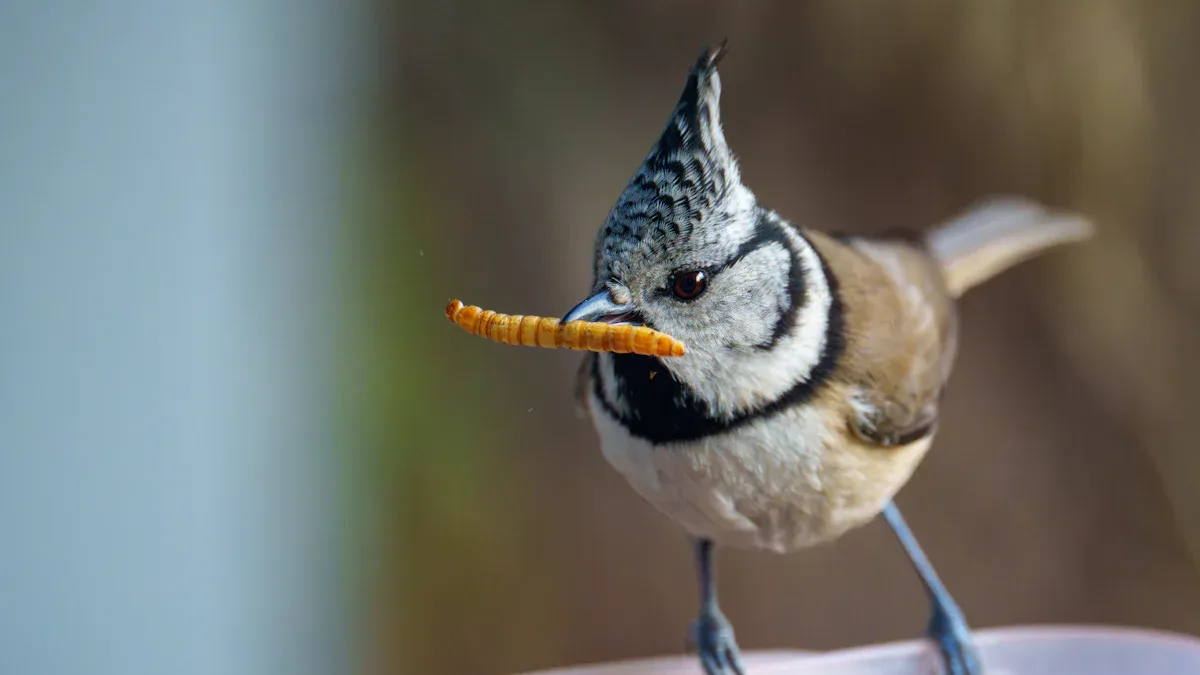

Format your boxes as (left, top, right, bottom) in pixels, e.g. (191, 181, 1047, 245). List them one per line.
(588, 393, 932, 553)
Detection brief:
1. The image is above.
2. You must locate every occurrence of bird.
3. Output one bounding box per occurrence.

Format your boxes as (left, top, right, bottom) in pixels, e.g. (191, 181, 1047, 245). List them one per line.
(560, 43, 1093, 675)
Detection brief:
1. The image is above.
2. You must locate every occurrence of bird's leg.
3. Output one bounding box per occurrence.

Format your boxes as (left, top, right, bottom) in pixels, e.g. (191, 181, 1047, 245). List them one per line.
(688, 538, 746, 675)
(882, 501, 982, 675)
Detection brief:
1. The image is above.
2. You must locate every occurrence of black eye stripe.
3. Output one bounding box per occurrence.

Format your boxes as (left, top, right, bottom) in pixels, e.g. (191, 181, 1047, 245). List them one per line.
(664, 223, 787, 285)
(658, 212, 803, 347)
(654, 228, 782, 299)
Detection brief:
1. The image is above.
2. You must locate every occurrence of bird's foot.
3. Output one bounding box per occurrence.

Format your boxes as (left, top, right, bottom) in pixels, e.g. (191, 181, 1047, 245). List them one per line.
(927, 603, 982, 675)
(688, 609, 746, 675)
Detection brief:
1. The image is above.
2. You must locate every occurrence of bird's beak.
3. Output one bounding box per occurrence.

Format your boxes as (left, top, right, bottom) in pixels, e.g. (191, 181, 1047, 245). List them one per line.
(561, 291, 637, 325)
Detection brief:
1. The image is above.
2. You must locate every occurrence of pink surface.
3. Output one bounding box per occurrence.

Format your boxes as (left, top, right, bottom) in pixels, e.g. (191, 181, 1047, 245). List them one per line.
(520, 626, 1200, 675)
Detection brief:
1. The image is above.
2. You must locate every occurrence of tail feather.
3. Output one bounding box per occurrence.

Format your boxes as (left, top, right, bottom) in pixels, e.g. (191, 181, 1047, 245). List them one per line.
(928, 197, 1094, 297)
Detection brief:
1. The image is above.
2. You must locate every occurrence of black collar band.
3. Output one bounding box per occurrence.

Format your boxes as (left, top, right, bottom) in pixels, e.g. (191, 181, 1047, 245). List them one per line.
(593, 227, 845, 445)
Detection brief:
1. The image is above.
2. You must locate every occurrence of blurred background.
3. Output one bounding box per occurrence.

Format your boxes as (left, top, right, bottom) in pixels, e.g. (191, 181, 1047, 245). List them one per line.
(368, 2, 1200, 674)
(4, 2, 1200, 675)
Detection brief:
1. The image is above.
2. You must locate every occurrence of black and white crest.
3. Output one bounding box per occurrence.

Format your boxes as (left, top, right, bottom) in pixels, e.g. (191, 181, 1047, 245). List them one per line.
(594, 42, 753, 285)
(577, 43, 846, 444)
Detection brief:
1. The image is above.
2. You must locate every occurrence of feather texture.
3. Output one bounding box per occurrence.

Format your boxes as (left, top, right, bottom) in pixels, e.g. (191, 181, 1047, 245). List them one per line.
(928, 197, 1094, 297)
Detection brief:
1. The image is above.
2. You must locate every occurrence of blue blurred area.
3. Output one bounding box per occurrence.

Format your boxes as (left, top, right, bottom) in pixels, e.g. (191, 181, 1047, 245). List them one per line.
(0, 2, 359, 674)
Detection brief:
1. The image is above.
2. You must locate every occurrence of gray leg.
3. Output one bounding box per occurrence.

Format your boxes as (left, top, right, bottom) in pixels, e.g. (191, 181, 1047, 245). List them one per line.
(882, 501, 982, 675)
(689, 538, 746, 675)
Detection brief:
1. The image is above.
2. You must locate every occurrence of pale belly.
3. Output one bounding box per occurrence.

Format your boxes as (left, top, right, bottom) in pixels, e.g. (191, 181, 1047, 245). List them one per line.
(589, 397, 933, 553)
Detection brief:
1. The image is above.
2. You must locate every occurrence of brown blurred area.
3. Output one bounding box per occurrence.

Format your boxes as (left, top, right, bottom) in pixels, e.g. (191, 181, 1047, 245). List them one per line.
(351, 2, 1200, 674)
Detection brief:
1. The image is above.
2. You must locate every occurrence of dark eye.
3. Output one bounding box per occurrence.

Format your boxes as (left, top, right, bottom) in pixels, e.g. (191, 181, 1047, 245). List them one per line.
(670, 269, 708, 301)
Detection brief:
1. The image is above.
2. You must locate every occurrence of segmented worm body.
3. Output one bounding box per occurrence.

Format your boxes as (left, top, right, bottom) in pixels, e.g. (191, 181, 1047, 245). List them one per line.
(445, 299, 686, 357)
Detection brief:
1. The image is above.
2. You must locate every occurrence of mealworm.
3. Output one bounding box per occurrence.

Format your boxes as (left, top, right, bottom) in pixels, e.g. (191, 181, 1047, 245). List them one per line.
(445, 299, 686, 357)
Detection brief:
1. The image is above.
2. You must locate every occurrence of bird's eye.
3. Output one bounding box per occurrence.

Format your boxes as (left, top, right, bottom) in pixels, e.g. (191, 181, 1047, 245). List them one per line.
(670, 269, 708, 301)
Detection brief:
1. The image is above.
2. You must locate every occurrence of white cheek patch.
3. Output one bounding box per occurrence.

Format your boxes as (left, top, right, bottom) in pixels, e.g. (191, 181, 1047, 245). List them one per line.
(667, 226, 833, 417)
(737, 231, 832, 410)
(645, 240, 788, 346)
(705, 244, 790, 347)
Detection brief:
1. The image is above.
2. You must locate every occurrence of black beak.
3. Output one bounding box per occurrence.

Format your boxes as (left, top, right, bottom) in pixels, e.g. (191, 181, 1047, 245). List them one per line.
(561, 291, 637, 324)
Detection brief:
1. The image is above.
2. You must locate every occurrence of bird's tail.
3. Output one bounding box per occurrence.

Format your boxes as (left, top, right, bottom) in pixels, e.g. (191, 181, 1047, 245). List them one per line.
(928, 197, 1094, 297)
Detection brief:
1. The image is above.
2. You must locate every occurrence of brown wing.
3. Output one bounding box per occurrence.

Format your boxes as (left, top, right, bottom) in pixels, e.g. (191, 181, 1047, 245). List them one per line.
(808, 231, 959, 448)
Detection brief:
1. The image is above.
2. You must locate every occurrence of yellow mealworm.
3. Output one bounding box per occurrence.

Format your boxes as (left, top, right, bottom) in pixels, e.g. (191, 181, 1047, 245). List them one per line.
(445, 299, 686, 358)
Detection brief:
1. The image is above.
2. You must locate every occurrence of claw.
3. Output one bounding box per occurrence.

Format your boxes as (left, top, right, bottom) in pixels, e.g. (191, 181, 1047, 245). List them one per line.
(927, 604, 982, 675)
(689, 610, 745, 675)
(699, 651, 724, 675)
